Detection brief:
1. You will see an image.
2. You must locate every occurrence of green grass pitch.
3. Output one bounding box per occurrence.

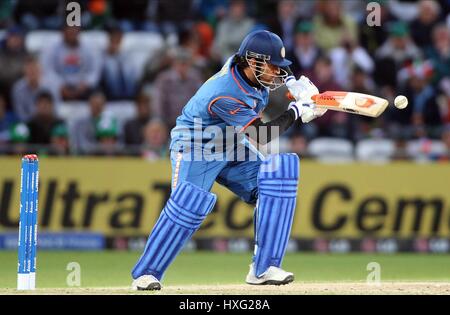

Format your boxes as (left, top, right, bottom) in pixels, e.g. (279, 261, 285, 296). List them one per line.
(1, 251, 450, 290)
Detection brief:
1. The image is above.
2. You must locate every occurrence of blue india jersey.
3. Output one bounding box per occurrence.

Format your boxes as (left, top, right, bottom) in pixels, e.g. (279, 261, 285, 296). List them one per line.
(170, 57, 269, 158)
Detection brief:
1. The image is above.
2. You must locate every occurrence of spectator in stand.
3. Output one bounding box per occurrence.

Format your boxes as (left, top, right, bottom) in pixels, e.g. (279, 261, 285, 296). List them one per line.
(296, 0, 317, 19)
(439, 93, 450, 123)
(100, 25, 137, 100)
(447, 11, 450, 29)
(288, 130, 308, 157)
(0, 1, 14, 28)
(141, 119, 169, 161)
(425, 23, 450, 86)
(140, 15, 210, 87)
(329, 34, 375, 90)
(441, 0, 450, 15)
(141, 20, 214, 86)
(409, 74, 443, 139)
(152, 48, 203, 129)
(390, 61, 442, 139)
(7, 122, 29, 155)
(194, 0, 228, 27)
(438, 124, 450, 160)
(156, 0, 195, 36)
(310, 56, 355, 140)
(0, 26, 28, 106)
(310, 56, 343, 95)
(175, 29, 205, 74)
(14, 0, 63, 30)
(177, 22, 215, 73)
(124, 92, 152, 146)
(140, 46, 173, 88)
(93, 115, 123, 156)
(374, 21, 422, 91)
(211, 0, 254, 63)
(341, 0, 368, 24)
(288, 21, 323, 79)
(109, 0, 158, 32)
(27, 91, 65, 146)
(0, 94, 17, 145)
(313, 0, 358, 52)
(12, 55, 58, 122)
(359, 0, 394, 56)
(265, 0, 299, 52)
(194, 21, 214, 62)
(71, 90, 107, 154)
(410, 0, 443, 49)
(388, 0, 421, 22)
(49, 123, 70, 156)
(85, 0, 112, 30)
(41, 25, 102, 101)
(349, 67, 381, 140)
(349, 67, 377, 96)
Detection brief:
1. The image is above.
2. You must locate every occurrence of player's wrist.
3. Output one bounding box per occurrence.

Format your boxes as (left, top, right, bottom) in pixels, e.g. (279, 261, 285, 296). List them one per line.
(285, 76, 296, 85)
(287, 101, 302, 120)
(287, 108, 297, 121)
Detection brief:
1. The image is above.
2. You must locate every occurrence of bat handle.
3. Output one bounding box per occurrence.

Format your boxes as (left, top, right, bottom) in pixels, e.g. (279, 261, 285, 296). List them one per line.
(286, 91, 319, 103)
(286, 91, 295, 100)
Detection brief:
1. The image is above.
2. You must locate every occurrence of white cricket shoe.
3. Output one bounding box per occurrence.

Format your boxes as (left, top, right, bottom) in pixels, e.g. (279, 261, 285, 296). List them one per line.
(131, 275, 162, 291)
(245, 263, 294, 285)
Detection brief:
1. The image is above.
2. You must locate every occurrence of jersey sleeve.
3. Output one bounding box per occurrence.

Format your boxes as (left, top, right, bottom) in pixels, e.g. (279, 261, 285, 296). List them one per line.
(209, 96, 259, 132)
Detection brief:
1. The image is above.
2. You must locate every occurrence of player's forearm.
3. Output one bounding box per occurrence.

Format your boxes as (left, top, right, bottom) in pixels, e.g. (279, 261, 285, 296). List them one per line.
(245, 109, 296, 145)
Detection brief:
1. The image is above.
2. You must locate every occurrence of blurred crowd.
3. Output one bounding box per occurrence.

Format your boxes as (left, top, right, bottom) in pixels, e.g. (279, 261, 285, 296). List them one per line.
(0, 0, 449, 162)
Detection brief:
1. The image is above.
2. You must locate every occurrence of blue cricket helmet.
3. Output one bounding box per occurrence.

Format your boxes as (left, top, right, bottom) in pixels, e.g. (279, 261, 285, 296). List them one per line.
(237, 30, 292, 67)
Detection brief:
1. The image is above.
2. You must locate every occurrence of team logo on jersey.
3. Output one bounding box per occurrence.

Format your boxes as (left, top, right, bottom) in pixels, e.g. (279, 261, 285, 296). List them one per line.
(281, 47, 285, 58)
(229, 108, 241, 115)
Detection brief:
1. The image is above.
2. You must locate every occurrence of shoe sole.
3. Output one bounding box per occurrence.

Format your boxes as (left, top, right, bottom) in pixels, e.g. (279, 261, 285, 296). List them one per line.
(246, 275, 294, 286)
(136, 282, 162, 291)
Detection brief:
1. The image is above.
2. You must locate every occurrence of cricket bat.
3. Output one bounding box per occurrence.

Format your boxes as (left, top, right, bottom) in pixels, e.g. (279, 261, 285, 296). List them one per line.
(287, 91, 389, 118)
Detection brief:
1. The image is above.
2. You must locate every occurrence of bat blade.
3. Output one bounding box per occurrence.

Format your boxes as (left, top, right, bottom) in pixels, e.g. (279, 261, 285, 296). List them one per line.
(311, 91, 389, 117)
(287, 91, 389, 117)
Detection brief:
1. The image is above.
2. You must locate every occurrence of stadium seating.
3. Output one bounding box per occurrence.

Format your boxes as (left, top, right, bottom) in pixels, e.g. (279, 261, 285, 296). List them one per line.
(307, 138, 354, 163)
(356, 139, 396, 163)
(406, 139, 447, 161)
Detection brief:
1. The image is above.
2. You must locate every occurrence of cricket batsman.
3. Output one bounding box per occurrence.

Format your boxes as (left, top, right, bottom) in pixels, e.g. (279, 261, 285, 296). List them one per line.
(131, 30, 326, 290)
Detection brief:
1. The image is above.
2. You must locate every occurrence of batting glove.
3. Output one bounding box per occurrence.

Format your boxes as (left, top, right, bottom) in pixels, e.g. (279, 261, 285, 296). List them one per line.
(285, 75, 320, 105)
(288, 101, 327, 123)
